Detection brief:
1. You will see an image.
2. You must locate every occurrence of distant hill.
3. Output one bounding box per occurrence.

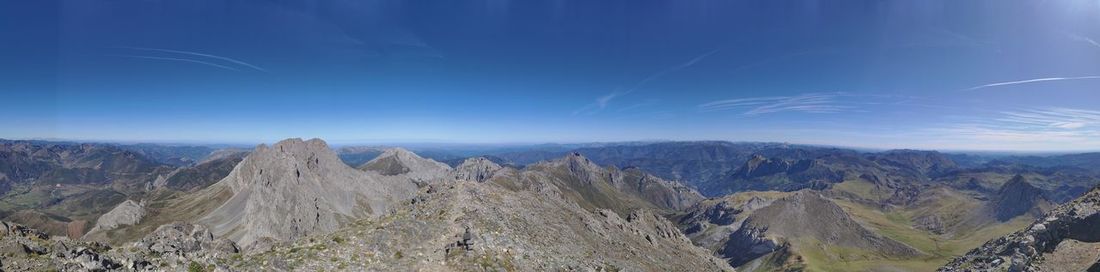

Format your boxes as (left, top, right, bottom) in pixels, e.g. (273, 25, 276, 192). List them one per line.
(0, 141, 173, 237)
(115, 144, 218, 166)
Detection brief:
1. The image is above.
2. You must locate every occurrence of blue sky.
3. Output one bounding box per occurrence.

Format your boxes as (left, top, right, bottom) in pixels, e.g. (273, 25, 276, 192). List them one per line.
(2, 0, 1100, 151)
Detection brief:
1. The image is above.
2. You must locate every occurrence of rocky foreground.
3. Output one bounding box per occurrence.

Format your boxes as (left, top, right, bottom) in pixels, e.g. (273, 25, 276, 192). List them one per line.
(940, 185, 1100, 271)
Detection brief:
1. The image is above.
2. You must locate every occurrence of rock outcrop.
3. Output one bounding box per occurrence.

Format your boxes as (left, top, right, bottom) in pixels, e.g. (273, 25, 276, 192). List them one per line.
(0, 220, 125, 271)
(1, 219, 244, 271)
(127, 222, 240, 267)
(197, 138, 419, 248)
(84, 199, 145, 236)
(941, 185, 1100, 272)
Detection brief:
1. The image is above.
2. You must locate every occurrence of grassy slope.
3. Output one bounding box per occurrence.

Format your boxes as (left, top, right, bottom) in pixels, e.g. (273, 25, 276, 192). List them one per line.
(803, 179, 1033, 271)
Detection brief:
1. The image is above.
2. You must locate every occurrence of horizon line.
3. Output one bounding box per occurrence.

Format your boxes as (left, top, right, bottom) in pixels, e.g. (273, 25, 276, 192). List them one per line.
(3, 137, 1098, 155)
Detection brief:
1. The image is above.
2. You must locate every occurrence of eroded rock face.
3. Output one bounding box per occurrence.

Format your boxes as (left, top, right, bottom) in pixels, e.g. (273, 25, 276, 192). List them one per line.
(941, 186, 1100, 272)
(2, 219, 247, 271)
(0, 220, 127, 271)
(197, 138, 419, 248)
(132, 223, 239, 262)
(85, 199, 146, 236)
(721, 225, 779, 266)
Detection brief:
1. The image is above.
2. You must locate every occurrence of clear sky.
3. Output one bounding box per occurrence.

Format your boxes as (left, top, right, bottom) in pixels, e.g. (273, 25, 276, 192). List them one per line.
(2, 0, 1099, 151)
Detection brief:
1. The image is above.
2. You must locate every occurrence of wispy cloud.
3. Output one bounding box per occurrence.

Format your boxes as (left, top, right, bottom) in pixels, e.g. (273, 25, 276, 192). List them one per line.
(111, 46, 268, 72)
(109, 55, 241, 72)
(1067, 33, 1100, 49)
(936, 28, 1000, 51)
(698, 93, 855, 115)
(615, 99, 660, 113)
(997, 108, 1100, 130)
(573, 88, 629, 115)
(574, 50, 719, 115)
(965, 76, 1100, 91)
(929, 107, 1100, 145)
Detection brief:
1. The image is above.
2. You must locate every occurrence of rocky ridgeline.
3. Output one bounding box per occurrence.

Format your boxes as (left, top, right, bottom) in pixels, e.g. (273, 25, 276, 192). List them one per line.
(940, 186, 1100, 272)
(230, 177, 732, 271)
(527, 152, 705, 211)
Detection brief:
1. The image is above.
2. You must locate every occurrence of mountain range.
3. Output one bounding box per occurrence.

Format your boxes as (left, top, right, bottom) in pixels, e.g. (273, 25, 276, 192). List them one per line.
(1, 139, 1099, 271)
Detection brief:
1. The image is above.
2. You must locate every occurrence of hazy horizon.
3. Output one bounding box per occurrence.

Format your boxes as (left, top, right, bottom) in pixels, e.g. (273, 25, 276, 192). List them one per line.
(6, 136, 1100, 155)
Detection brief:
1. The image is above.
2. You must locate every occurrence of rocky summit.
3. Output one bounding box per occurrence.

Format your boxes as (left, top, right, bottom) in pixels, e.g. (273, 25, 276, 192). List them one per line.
(197, 138, 420, 248)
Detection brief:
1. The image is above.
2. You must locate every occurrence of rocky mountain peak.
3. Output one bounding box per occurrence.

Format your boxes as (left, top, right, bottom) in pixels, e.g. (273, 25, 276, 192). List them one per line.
(359, 148, 451, 181)
(196, 138, 419, 248)
(261, 138, 333, 161)
(227, 138, 340, 190)
(560, 152, 605, 183)
(993, 174, 1049, 221)
(454, 157, 503, 182)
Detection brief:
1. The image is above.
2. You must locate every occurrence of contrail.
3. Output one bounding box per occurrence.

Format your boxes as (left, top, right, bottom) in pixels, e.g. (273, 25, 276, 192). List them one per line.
(630, 49, 720, 92)
(966, 76, 1100, 91)
(573, 49, 720, 115)
(114, 46, 267, 72)
(110, 55, 241, 71)
(1069, 34, 1100, 49)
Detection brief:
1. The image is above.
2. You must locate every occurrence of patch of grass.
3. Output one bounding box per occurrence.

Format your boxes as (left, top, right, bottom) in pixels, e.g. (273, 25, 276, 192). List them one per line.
(187, 261, 205, 272)
(831, 179, 891, 202)
(471, 252, 517, 271)
(600, 263, 621, 272)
